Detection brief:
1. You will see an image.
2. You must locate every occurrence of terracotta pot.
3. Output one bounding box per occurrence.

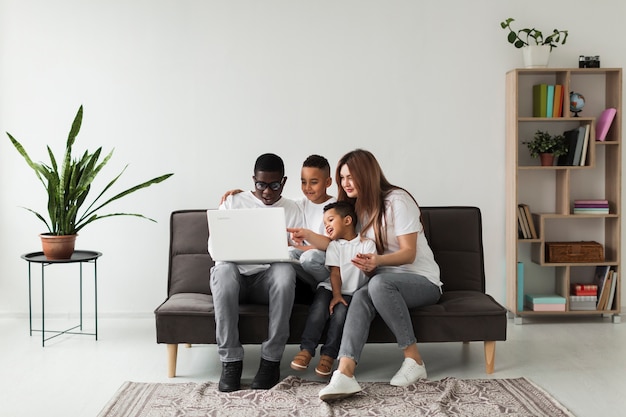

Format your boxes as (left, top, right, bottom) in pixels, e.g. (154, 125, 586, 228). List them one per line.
(39, 233, 77, 260)
(539, 153, 555, 166)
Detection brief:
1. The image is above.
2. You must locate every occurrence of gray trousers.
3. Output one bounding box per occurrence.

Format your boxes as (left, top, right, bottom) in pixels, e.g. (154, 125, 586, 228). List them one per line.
(338, 272, 441, 363)
(210, 262, 296, 362)
(290, 248, 330, 290)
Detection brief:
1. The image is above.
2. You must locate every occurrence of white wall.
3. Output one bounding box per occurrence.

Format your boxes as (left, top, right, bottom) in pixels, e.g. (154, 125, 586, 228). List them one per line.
(1, 0, 625, 317)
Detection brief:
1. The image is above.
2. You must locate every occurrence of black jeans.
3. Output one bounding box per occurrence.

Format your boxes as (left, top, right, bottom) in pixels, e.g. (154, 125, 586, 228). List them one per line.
(300, 287, 351, 359)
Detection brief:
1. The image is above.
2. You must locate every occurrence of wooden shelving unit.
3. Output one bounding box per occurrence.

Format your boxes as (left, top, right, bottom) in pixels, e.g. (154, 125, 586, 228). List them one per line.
(505, 68, 622, 323)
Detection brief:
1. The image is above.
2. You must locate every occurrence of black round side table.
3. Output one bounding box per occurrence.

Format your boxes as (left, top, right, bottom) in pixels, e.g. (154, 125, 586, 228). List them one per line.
(21, 250, 102, 346)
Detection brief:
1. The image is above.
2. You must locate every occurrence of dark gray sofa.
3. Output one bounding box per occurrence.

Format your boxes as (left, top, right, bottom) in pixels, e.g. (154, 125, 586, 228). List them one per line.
(155, 206, 507, 377)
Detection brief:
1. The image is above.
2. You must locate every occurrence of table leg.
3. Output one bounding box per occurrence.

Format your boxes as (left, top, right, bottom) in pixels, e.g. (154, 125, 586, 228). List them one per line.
(28, 262, 32, 336)
(94, 259, 98, 341)
(41, 263, 45, 347)
(80, 263, 83, 331)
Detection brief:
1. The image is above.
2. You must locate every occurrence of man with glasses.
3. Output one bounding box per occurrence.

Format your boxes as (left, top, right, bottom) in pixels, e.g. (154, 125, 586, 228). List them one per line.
(210, 153, 303, 392)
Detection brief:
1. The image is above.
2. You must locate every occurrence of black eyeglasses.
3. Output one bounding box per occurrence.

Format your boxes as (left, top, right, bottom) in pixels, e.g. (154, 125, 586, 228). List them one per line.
(254, 178, 285, 191)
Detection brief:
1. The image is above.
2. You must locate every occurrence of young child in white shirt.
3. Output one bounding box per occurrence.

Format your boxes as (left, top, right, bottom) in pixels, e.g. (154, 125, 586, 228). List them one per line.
(290, 201, 376, 378)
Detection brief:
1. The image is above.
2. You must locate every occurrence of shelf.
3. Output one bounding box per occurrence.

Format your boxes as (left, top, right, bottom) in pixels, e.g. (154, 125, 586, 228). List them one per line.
(518, 165, 591, 170)
(505, 68, 621, 321)
(515, 309, 618, 316)
(518, 117, 594, 122)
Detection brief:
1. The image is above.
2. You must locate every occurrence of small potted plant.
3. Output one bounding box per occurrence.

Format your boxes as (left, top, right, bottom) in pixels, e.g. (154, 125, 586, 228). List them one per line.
(6, 105, 174, 259)
(523, 130, 567, 166)
(500, 18, 568, 68)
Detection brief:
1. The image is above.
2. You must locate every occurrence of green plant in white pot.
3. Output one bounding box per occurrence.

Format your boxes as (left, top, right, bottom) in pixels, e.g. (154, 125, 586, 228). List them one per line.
(6, 105, 174, 259)
(500, 18, 568, 68)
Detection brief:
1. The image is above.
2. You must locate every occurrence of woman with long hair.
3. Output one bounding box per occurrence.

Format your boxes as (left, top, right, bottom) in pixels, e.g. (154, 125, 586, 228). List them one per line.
(319, 149, 442, 401)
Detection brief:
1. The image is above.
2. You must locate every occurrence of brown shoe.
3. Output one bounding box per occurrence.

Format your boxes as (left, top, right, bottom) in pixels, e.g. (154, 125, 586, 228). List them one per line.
(315, 355, 334, 377)
(290, 350, 312, 371)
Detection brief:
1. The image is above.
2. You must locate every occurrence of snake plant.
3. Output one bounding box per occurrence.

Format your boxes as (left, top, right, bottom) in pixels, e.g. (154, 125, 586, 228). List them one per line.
(6, 105, 173, 235)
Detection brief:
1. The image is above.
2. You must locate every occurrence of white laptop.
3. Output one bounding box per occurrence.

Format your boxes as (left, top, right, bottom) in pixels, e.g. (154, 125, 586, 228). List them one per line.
(207, 207, 296, 264)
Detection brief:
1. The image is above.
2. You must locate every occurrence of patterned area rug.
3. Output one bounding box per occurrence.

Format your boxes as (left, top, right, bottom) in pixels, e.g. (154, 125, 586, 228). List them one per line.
(98, 375, 575, 417)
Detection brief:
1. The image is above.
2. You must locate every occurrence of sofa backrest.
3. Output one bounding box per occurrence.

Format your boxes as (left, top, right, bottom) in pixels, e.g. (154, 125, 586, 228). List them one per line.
(166, 206, 485, 297)
(420, 206, 485, 293)
(168, 210, 214, 296)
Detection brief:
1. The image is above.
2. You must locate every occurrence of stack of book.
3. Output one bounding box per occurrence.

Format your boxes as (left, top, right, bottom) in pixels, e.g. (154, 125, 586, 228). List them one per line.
(569, 283, 598, 310)
(533, 84, 564, 118)
(593, 266, 618, 310)
(517, 203, 537, 239)
(557, 125, 590, 166)
(573, 199, 609, 214)
(524, 294, 566, 311)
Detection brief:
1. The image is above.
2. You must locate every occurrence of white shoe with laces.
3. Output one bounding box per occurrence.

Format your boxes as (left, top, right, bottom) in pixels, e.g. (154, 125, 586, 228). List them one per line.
(318, 370, 362, 401)
(390, 358, 427, 386)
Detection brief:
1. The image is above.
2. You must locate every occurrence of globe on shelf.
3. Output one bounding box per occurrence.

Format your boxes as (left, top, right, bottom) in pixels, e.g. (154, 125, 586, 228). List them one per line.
(570, 92, 585, 117)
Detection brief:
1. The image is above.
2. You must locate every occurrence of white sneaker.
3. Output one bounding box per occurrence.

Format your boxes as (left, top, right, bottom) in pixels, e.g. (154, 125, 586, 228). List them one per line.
(390, 358, 427, 386)
(318, 370, 362, 401)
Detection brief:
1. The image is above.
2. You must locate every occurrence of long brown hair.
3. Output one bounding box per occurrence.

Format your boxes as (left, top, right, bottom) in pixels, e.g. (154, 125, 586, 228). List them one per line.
(335, 149, 418, 254)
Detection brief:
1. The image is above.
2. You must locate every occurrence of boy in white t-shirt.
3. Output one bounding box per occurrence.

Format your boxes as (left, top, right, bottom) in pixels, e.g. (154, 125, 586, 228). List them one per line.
(290, 201, 376, 378)
(289, 155, 336, 289)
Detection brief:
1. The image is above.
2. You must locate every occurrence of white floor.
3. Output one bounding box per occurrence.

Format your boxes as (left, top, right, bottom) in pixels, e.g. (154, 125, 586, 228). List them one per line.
(1, 315, 625, 417)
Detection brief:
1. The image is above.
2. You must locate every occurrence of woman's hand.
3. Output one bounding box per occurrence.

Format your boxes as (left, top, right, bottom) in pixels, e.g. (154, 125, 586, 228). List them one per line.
(352, 252, 378, 274)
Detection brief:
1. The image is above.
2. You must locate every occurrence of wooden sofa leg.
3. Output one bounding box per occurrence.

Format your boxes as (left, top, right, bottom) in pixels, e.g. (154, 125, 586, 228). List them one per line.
(484, 341, 496, 374)
(167, 344, 178, 378)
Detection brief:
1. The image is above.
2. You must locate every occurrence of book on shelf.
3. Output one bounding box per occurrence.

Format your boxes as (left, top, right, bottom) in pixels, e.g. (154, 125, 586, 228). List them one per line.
(517, 205, 530, 239)
(572, 126, 586, 166)
(593, 266, 611, 309)
(606, 271, 618, 310)
(519, 204, 538, 239)
(517, 262, 524, 311)
(546, 85, 554, 118)
(533, 84, 548, 117)
(557, 128, 581, 166)
(516, 206, 525, 238)
(597, 270, 614, 310)
(552, 84, 564, 117)
(579, 124, 590, 166)
(574, 199, 609, 205)
(596, 107, 617, 141)
(574, 203, 609, 208)
(573, 209, 609, 214)
(593, 265, 611, 289)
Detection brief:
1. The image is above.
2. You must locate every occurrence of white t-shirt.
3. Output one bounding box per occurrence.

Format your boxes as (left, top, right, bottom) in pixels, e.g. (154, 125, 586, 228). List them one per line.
(360, 189, 441, 287)
(321, 234, 377, 295)
(296, 196, 337, 235)
(214, 191, 303, 275)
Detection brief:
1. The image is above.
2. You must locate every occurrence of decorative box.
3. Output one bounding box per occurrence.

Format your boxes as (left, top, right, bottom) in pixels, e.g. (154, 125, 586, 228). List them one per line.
(545, 241, 604, 263)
